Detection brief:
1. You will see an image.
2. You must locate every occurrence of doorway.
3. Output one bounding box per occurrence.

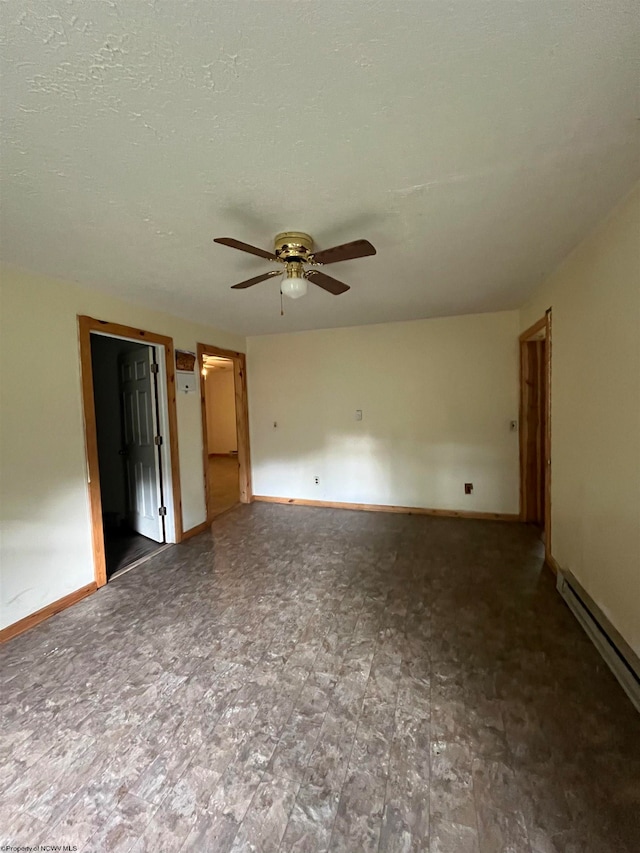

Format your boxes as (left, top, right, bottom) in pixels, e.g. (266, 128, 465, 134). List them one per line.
(202, 354, 239, 516)
(519, 311, 552, 559)
(79, 316, 182, 587)
(198, 343, 252, 522)
(90, 335, 167, 578)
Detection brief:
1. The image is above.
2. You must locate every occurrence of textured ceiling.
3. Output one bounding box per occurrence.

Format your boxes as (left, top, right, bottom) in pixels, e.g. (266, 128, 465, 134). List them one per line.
(1, 1, 638, 336)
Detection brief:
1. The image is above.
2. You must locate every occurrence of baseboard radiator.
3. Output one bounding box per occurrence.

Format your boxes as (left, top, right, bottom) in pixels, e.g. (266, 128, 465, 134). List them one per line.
(557, 569, 640, 713)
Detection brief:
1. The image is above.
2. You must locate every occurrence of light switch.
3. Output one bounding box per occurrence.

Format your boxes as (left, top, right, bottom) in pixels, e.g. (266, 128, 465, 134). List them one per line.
(355, 409, 363, 421)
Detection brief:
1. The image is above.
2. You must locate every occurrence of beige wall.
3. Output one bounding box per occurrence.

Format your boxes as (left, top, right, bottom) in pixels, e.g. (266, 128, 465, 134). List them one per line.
(0, 267, 244, 629)
(205, 369, 238, 454)
(247, 310, 520, 515)
(520, 184, 640, 655)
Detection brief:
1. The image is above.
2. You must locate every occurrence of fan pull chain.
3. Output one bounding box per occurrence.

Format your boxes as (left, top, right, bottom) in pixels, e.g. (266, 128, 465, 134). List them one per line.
(280, 289, 284, 316)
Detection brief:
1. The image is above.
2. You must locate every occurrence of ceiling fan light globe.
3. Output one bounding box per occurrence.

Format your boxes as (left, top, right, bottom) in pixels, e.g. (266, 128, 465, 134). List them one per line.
(281, 275, 308, 300)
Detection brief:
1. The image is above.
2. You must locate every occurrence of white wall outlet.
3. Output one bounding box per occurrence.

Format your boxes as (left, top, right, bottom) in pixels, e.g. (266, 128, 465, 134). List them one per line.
(355, 409, 363, 421)
(314, 476, 319, 485)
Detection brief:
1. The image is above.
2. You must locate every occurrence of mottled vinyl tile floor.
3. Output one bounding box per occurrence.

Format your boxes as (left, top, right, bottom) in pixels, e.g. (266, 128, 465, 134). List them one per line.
(1, 504, 639, 853)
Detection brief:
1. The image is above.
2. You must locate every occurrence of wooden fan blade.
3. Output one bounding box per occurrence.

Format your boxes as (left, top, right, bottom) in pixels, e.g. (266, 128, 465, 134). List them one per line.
(311, 239, 376, 265)
(305, 269, 350, 295)
(231, 270, 281, 289)
(214, 237, 278, 261)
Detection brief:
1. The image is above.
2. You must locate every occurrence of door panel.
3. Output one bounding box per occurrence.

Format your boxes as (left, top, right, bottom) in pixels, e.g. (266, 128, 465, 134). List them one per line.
(119, 348, 164, 542)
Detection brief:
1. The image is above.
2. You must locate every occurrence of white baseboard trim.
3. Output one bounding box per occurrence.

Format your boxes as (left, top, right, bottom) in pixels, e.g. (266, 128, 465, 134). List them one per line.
(557, 568, 640, 713)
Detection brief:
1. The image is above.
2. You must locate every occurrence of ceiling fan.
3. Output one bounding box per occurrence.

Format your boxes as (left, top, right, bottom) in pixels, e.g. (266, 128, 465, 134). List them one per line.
(213, 231, 376, 299)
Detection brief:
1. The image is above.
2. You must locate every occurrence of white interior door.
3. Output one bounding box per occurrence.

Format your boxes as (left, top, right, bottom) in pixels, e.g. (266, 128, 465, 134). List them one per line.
(119, 347, 164, 542)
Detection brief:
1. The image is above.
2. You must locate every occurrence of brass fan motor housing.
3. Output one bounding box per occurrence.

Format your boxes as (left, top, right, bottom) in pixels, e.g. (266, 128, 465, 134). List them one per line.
(274, 231, 314, 262)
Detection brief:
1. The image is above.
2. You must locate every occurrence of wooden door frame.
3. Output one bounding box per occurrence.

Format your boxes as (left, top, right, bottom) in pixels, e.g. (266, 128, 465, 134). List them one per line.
(78, 316, 183, 587)
(198, 343, 252, 521)
(519, 310, 552, 562)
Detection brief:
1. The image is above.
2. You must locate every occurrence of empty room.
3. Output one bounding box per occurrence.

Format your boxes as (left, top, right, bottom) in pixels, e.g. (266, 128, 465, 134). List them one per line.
(0, 2, 638, 852)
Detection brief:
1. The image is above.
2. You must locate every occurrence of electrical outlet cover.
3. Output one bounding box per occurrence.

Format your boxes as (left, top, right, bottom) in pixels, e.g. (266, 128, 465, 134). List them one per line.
(177, 373, 196, 393)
